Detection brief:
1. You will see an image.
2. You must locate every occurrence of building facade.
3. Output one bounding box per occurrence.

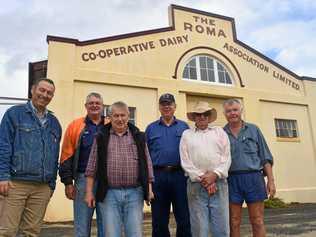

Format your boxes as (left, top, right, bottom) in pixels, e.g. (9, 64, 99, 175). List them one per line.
(39, 5, 316, 221)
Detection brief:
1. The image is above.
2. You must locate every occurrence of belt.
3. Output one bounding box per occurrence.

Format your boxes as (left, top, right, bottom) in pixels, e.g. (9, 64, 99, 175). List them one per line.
(153, 165, 182, 172)
(109, 184, 141, 189)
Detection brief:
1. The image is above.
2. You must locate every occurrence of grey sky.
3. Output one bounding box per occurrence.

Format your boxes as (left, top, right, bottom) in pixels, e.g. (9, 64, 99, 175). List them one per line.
(0, 0, 315, 98)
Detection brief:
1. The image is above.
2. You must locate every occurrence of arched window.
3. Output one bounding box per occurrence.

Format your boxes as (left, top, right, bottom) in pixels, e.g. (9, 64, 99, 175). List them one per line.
(182, 55, 233, 85)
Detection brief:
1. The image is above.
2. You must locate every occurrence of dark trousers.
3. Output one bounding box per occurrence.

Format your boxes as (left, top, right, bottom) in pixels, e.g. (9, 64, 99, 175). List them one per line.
(151, 169, 192, 237)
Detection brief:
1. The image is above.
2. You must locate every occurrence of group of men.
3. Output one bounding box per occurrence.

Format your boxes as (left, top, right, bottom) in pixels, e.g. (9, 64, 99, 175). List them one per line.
(0, 77, 275, 237)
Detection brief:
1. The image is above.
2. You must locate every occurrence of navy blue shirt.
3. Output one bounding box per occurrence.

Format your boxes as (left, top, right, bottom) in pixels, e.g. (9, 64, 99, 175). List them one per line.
(145, 117, 189, 166)
(223, 122, 273, 172)
(77, 116, 103, 172)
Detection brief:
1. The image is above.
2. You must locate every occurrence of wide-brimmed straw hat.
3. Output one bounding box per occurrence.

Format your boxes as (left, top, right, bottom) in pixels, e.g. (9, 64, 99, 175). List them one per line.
(187, 101, 217, 123)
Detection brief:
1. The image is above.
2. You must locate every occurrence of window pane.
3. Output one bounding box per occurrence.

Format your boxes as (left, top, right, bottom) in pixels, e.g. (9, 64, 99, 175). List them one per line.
(129, 107, 135, 118)
(293, 130, 297, 137)
(182, 55, 234, 85)
(129, 107, 136, 125)
(217, 62, 224, 71)
(183, 67, 189, 79)
(104, 105, 110, 116)
(218, 71, 225, 83)
(225, 72, 232, 84)
(281, 121, 285, 130)
(291, 121, 297, 130)
(199, 56, 206, 68)
(208, 69, 215, 82)
(189, 58, 196, 67)
(200, 68, 207, 81)
(189, 68, 197, 80)
(275, 119, 299, 138)
(207, 58, 214, 69)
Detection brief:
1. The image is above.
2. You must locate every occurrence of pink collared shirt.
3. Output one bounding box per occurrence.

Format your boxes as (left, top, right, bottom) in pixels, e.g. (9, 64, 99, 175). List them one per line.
(179, 126, 231, 182)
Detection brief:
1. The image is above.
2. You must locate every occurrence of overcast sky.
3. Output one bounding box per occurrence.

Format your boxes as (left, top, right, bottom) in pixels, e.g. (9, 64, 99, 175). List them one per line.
(1, 0, 315, 98)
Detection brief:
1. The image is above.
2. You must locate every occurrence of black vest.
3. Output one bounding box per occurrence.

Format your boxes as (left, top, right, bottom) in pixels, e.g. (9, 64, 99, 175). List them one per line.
(95, 123, 149, 202)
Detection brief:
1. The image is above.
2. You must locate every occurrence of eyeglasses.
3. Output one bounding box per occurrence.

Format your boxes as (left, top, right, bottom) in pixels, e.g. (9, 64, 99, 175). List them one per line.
(224, 108, 240, 114)
(86, 101, 102, 106)
(160, 102, 174, 107)
(194, 112, 211, 117)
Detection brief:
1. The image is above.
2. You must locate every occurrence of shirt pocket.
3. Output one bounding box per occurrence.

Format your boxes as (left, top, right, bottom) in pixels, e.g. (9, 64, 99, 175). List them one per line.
(17, 124, 39, 149)
(242, 136, 258, 154)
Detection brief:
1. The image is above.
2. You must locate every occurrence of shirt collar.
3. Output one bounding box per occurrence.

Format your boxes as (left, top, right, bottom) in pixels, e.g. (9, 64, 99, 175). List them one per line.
(110, 127, 129, 136)
(30, 101, 48, 118)
(85, 115, 104, 125)
(224, 121, 248, 135)
(159, 116, 178, 126)
(194, 125, 215, 133)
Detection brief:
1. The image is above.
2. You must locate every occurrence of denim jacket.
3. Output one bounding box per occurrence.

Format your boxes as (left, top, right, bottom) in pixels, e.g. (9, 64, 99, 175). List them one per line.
(0, 102, 62, 190)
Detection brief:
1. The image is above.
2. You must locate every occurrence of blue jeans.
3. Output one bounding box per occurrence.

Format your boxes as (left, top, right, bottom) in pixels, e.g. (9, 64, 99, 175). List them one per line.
(187, 179, 229, 237)
(98, 187, 144, 237)
(151, 169, 191, 237)
(74, 173, 104, 237)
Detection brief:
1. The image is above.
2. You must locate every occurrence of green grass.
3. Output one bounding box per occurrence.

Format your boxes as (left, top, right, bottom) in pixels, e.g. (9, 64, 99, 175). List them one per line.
(264, 197, 289, 208)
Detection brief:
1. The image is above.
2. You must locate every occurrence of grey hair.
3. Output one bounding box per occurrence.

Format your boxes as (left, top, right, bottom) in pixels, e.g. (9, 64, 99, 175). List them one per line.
(223, 98, 243, 110)
(85, 92, 103, 104)
(108, 101, 129, 116)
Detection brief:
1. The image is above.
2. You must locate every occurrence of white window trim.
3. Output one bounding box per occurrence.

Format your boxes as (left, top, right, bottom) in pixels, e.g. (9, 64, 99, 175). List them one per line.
(182, 55, 234, 86)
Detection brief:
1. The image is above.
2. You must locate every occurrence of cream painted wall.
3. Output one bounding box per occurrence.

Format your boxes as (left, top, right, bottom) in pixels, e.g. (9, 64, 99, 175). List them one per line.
(259, 101, 316, 202)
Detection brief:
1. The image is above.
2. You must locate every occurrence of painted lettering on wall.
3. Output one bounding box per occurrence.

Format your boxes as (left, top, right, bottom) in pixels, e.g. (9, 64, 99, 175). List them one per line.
(81, 34, 189, 62)
(223, 42, 300, 91)
(183, 16, 227, 38)
(272, 71, 300, 90)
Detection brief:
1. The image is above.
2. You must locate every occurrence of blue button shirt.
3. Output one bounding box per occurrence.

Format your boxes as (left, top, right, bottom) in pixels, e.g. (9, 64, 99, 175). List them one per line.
(77, 116, 103, 172)
(223, 122, 273, 172)
(30, 101, 48, 126)
(145, 117, 189, 166)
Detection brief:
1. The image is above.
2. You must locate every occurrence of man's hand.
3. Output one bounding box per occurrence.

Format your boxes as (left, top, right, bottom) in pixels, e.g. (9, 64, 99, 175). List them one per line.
(65, 184, 76, 200)
(200, 171, 218, 188)
(85, 191, 95, 208)
(267, 179, 276, 198)
(0, 181, 10, 196)
(206, 183, 217, 196)
(146, 183, 155, 206)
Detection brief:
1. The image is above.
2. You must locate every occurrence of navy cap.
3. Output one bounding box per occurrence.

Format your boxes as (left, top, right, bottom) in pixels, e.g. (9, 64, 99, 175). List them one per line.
(159, 93, 175, 104)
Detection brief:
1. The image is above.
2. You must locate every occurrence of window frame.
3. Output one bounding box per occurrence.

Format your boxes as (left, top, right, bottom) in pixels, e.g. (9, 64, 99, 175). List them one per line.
(182, 55, 234, 86)
(104, 105, 136, 125)
(274, 118, 300, 142)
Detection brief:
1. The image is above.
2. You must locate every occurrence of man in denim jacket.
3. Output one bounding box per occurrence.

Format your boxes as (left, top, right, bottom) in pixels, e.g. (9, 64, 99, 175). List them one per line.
(0, 78, 62, 237)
